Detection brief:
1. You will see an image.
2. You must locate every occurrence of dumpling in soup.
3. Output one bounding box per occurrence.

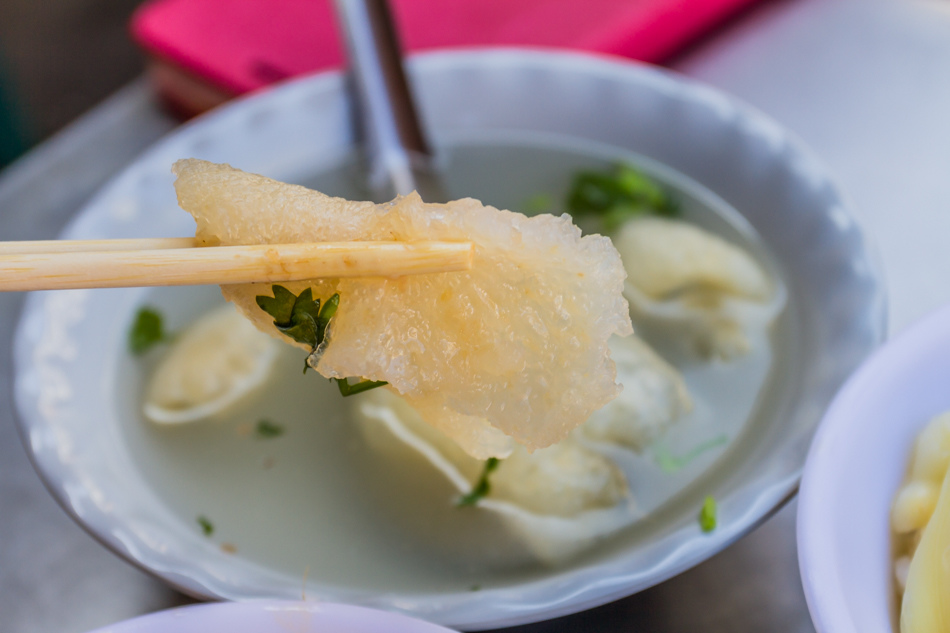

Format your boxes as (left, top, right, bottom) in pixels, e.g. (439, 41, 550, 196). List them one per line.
(614, 216, 784, 360)
(356, 389, 640, 565)
(578, 335, 692, 451)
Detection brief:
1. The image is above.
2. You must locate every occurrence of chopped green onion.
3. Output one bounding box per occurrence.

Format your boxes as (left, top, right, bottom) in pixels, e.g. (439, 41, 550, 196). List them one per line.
(699, 496, 717, 533)
(197, 515, 214, 537)
(458, 458, 501, 507)
(255, 419, 284, 438)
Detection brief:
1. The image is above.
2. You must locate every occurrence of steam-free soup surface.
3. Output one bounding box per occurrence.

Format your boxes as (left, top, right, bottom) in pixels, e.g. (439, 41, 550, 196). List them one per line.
(116, 136, 792, 592)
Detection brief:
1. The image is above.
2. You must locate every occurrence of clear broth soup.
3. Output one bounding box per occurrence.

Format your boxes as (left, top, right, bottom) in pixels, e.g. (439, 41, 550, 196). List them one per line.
(115, 133, 794, 592)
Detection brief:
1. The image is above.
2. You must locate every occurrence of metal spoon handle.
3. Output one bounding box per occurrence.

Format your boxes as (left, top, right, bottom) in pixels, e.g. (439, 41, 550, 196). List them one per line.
(332, 0, 432, 198)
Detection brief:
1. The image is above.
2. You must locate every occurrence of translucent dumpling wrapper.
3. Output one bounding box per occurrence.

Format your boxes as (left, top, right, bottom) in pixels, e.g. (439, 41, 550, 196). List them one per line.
(143, 305, 279, 424)
(355, 389, 640, 565)
(172, 159, 633, 459)
(614, 216, 785, 360)
(578, 335, 692, 451)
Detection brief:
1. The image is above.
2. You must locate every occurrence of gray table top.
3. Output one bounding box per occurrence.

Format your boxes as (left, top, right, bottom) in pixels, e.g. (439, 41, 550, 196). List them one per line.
(3, 0, 950, 630)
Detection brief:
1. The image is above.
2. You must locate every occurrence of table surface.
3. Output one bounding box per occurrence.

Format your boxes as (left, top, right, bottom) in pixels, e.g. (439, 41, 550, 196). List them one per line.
(3, 0, 950, 631)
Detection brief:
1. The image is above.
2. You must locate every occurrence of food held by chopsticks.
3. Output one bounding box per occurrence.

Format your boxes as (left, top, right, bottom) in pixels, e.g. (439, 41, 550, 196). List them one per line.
(173, 158, 634, 460)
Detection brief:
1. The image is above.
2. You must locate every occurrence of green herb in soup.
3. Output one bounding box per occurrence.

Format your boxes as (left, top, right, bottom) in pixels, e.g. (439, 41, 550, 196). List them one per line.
(256, 285, 387, 395)
(255, 419, 285, 438)
(197, 515, 214, 536)
(129, 307, 168, 355)
(566, 163, 678, 232)
(457, 457, 502, 507)
(255, 285, 335, 351)
(699, 496, 717, 533)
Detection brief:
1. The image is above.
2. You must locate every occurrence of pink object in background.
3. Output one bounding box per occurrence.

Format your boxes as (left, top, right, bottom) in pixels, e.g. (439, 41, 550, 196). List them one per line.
(130, 0, 762, 114)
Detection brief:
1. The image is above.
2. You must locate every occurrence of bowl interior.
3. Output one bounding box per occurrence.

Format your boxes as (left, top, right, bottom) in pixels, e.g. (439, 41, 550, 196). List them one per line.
(798, 304, 950, 633)
(14, 50, 885, 629)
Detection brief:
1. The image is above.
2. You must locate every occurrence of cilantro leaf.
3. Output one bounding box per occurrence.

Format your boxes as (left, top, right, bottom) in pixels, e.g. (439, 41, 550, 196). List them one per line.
(255, 286, 388, 395)
(197, 515, 214, 537)
(317, 292, 339, 344)
(458, 458, 501, 507)
(256, 285, 326, 348)
(129, 307, 166, 355)
(281, 288, 321, 347)
(255, 284, 296, 326)
(699, 495, 717, 533)
(255, 419, 284, 438)
(566, 163, 678, 230)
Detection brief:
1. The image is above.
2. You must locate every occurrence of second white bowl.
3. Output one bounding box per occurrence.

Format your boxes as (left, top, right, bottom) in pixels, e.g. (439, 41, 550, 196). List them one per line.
(798, 305, 950, 633)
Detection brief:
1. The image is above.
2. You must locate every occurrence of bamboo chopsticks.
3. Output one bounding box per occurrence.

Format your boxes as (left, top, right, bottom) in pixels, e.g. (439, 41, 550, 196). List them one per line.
(0, 238, 474, 292)
(0, 237, 199, 254)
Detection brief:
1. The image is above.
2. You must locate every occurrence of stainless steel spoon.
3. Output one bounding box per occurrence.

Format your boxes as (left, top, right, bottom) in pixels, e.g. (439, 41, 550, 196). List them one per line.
(332, 0, 444, 200)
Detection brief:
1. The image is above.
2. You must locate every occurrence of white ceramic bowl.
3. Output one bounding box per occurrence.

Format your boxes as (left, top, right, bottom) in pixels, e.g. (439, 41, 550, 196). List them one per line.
(798, 305, 950, 633)
(14, 50, 886, 629)
(84, 601, 455, 633)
